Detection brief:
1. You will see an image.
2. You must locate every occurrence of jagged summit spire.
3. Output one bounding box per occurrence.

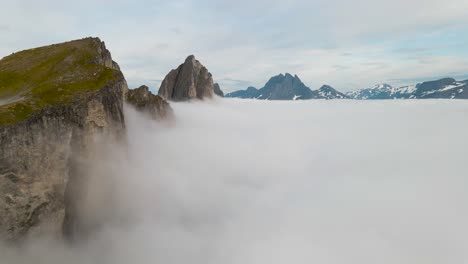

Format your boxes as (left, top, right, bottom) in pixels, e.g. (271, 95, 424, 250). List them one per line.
(158, 55, 215, 101)
(185, 54, 196, 63)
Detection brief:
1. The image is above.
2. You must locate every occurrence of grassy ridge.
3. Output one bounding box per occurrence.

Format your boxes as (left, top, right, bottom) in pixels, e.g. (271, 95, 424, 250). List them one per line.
(0, 38, 118, 125)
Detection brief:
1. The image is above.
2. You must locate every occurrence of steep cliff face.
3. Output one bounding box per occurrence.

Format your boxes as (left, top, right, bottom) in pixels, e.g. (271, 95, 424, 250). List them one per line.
(126, 85, 173, 120)
(158, 55, 215, 101)
(0, 38, 127, 241)
(213, 83, 224, 97)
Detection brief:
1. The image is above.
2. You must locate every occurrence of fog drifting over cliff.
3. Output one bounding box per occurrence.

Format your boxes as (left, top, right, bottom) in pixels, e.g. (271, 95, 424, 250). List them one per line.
(2, 99, 468, 263)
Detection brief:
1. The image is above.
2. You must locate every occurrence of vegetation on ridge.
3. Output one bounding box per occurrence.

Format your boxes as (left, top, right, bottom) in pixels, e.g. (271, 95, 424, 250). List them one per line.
(0, 37, 119, 125)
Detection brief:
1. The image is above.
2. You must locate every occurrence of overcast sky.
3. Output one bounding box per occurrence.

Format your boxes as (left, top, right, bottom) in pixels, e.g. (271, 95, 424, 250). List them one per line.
(1, 0, 468, 92)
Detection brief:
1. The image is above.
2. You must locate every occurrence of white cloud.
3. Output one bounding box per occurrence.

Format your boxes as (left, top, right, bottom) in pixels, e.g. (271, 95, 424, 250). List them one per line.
(2, 99, 468, 263)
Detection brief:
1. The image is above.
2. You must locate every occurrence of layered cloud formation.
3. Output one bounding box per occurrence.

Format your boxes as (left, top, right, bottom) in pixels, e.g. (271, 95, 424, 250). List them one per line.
(1, 99, 468, 263)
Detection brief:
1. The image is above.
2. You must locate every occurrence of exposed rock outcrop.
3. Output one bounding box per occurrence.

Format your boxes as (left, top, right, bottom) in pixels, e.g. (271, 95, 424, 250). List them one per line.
(126, 85, 173, 120)
(213, 83, 224, 97)
(0, 37, 127, 242)
(158, 55, 214, 101)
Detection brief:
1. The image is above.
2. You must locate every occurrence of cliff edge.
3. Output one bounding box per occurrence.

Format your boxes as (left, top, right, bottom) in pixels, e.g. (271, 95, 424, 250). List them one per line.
(0, 38, 127, 241)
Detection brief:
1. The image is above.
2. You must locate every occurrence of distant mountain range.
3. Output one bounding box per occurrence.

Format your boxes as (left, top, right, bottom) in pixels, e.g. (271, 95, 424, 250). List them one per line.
(225, 73, 346, 100)
(226, 74, 468, 100)
(347, 78, 468, 99)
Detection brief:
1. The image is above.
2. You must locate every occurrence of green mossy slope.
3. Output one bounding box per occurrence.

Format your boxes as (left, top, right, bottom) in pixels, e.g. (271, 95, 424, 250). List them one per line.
(0, 37, 119, 125)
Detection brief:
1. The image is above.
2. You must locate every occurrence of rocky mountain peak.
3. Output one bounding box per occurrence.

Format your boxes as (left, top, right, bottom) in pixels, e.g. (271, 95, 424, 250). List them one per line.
(226, 74, 349, 100)
(248, 73, 315, 100)
(158, 55, 215, 101)
(126, 85, 172, 120)
(317, 85, 348, 99)
(213, 83, 224, 97)
(185, 54, 196, 63)
(265, 73, 303, 87)
(319, 85, 334, 91)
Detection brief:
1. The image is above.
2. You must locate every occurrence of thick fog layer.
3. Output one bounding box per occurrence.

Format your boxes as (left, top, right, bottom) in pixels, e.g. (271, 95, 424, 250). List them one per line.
(2, 99, 468, 263)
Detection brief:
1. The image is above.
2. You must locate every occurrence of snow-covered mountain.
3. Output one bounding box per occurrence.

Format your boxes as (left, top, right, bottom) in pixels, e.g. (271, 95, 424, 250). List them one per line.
(227, 76, 468, 100)
(347, 84, 396, 99)
(346, 83, 419, 99)
(316, 85, 348, 99)
(413, 78, 466, 99)
(347, 78, 468, 100)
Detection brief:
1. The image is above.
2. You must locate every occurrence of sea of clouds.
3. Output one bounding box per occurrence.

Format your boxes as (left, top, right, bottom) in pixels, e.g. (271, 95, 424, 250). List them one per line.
(2, 99, 468, 263)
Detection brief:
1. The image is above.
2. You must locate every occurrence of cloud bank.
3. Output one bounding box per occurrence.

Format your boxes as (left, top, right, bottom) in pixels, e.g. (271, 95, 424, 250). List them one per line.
(2, 99, 468, 263)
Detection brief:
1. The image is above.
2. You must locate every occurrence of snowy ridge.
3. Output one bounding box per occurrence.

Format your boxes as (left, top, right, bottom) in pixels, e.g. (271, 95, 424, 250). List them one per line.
(228, 76, 468, 100)
(422, 82, 465, 96)
(317, 85, 348, 99)
(347, 78, 467, 100)
(391, 84, 417, 95)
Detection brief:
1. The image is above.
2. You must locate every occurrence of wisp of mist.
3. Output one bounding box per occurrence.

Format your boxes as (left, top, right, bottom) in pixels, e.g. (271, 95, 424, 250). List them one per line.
(2, 99, 468, 263)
